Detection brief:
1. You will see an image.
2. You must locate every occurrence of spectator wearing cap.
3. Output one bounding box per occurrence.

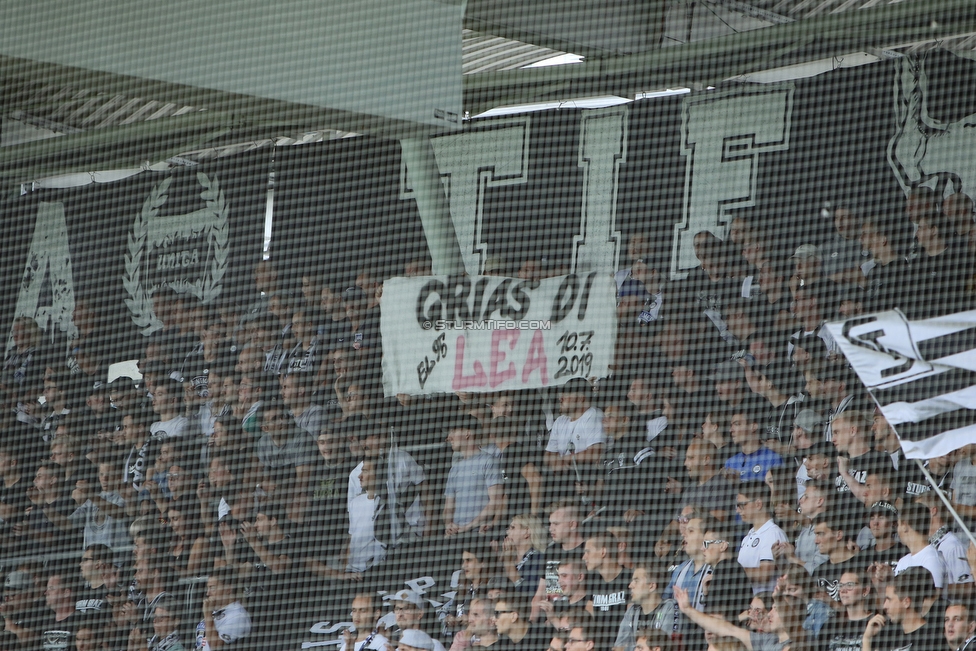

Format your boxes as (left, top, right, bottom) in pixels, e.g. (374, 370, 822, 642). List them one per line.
(863, 464, 904, 514)
(789, 244, 824, 296)
(444, 416, 504, 537)
(723, 402, 782, 485)
(399, 630, 437, 651)
(0, 569, 45, 649)
(483, 255, 509, 277)
(545, 379, 606, 476)
(865, 501, 904, 569)
(389, 590, 446, 651)
(711, 361, 748, 411)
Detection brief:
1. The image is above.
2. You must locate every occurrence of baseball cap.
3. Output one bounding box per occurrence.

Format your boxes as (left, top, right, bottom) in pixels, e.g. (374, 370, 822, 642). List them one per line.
(709, 360, 743, 383)
(805, 441, 836, 458)
(483, 256, 508, 275)
(791, 244, 822, 260)
(390, 589, 424, 609)
(794, 409, 824, 434)
(4, 570, 33, 592)
(869, 501, 898, 517)
(342, 286, 368, 303)
(399, 630, 435, 651)
(560, 378, 592, 396)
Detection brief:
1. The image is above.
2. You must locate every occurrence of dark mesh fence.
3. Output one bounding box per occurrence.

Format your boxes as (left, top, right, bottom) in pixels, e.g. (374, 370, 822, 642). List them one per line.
(0, 42, 975, 651)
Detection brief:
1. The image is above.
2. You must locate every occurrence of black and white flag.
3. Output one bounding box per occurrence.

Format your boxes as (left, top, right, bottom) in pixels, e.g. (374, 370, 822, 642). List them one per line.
(825, 309, 976, 460)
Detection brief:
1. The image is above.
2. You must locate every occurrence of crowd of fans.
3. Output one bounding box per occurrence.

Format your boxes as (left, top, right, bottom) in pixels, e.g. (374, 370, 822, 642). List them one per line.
(0, 187, 975, 651)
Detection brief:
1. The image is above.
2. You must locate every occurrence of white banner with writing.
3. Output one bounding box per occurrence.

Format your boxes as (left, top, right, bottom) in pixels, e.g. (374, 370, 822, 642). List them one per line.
(380, 273, 617, 396)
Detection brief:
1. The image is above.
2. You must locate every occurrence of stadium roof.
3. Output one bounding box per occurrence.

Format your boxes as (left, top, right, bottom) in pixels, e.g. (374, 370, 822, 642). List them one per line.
(0, 0, 974, 185)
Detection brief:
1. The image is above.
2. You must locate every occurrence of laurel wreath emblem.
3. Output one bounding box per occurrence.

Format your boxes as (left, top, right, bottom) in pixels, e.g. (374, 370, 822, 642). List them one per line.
(123, 173, 229, 336)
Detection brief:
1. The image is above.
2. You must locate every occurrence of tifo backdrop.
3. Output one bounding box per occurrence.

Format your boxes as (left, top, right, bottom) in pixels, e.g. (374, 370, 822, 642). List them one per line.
(4, 51, 976, 365)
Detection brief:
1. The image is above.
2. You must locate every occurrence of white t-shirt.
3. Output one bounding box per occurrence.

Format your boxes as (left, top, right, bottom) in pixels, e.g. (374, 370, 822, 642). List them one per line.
(894, 544, 948, 588)
(546, 407, 606, 455)
(196, 601, 251, 651)
(347, 492, 387, 573)
(935, 530, 973, 585)
(151, 415, 189, 439)
(646, 416, 668, 443)
(339, 632, 389, 651)
(738, 519, 789, 593)
(348, 448, 427, 536)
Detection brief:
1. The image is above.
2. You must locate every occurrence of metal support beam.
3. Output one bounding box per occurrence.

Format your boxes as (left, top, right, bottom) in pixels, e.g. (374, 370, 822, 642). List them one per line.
(399, 137, 466, 275)
(463, 0, 976, 112)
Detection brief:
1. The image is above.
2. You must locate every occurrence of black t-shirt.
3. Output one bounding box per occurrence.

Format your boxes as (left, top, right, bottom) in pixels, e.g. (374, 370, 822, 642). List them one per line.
(589, 568, 632, 647)
(603, 431, 668, 519)
(865, 257, 911, 313)
(821, 613, 875, 651)
(497, 441, 542, 521)
(704, 560, 753, 621)
(0, 476, 30, 524)
(874, 619, 945, 651)
(834, 450, 893, 520)
(75, 584, 108, 614)
(542, 543, 584, 602)
(813, 555, 867, 603)
(304, 456, 355, 560)
(38, 610, 83, 651)
(862, 542, 907, 571)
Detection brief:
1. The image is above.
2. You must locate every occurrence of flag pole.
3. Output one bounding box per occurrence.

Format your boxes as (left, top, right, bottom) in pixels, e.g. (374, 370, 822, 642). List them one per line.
(913, 458, 976, 549)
